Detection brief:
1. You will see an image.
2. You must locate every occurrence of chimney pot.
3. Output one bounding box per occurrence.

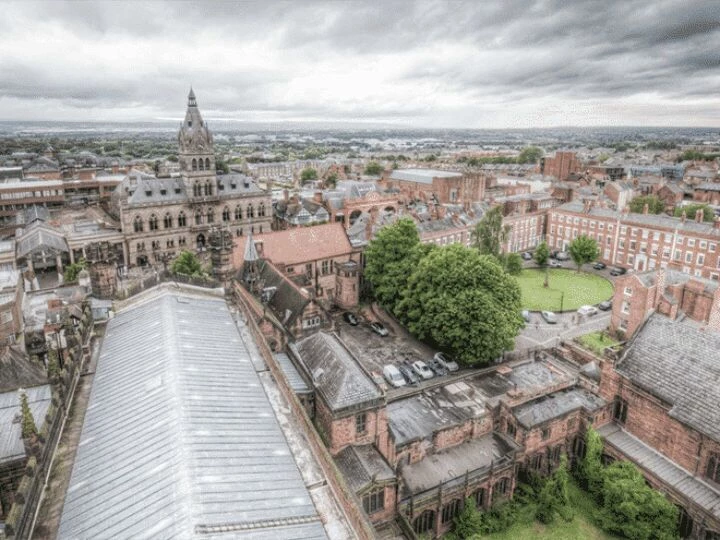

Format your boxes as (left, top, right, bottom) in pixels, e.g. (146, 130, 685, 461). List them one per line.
(681, 210, 687, 223)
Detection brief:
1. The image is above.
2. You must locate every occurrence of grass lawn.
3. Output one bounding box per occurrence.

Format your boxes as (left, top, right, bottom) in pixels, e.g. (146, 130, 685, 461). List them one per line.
(476, 481, 616, 540)
(516, 268, 613, 312)
(576, 331, 619, 356)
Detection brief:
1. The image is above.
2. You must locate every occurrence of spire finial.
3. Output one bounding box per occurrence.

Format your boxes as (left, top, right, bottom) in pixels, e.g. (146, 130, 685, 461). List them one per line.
(188, 87, 197, 107)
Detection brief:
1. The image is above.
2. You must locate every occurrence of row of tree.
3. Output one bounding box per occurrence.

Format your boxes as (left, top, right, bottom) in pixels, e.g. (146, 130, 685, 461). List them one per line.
(364, 218, 524, 366)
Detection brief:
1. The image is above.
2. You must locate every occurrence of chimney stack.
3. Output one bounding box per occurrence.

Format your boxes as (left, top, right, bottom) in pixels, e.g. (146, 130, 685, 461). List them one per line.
(681, 210, 687, 223)
(642, 203, 649, 215)
(714, 217, 720, 230)
(696, 210, 704, 223)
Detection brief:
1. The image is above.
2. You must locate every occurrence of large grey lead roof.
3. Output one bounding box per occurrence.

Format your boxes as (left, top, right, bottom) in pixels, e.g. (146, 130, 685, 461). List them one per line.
(58, 291, 326, 540)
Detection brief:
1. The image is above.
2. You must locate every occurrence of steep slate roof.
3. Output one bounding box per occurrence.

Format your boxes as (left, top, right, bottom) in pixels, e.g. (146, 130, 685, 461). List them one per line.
(334, 444, 395, 493)
(600, 423, 720, 522)
(0, 385, 51, 464)
(617, 314, 720, 442)
(512, 387, 605, 429)
(291, 332, 381, 412)
(16, 222, 69, 258)
(254, 261, 311, 328)
(0, 347, 48, 392)
(58, 291, 326, 539)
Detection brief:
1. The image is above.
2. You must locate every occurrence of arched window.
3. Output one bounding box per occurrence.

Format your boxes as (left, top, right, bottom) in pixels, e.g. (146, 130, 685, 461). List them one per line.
(258, 203, 266, 217)
(234, 206, 242, 220)
(247, 204, 254, 218)
(133, 216, 144, 232)
(195, 210, 203, 225)
(222, 207, 230, 222)
(205, 158, 211, 170)
(193, 183, 200, 197)
(207, 208, 214, 223)
(192, 158, 197, 171)
(178, 211, 187, 227)
(149, 214, 158, 231)
(164, 213, 172, 229)
(473, 488, 485, 508)
(413, 510, 435, 535)
(204, 181, 211, 196)
(198, 158, 205, 171)
(441, 499, 461, 524)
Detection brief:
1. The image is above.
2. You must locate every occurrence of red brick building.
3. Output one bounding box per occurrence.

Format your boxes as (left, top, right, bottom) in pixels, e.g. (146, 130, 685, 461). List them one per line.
(541, 151, 581, 181)
(387, 168, 485, 204)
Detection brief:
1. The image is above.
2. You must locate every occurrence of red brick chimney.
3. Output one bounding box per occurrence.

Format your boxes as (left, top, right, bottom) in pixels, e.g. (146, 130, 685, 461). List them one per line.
(642, 203, 649, 215)
(681, 210, 687, 223)
(696, 210, 704, 223)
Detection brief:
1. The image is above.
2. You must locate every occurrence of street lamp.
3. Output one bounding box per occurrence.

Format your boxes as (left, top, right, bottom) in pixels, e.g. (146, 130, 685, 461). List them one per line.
(560, 292, 564, 313)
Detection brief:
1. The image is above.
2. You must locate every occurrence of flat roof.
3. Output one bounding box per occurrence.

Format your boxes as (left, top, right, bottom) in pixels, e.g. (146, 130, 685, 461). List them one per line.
(58, 291, 326, 539)
(512, 387, 606, 429)
(390, 169, 462, 185)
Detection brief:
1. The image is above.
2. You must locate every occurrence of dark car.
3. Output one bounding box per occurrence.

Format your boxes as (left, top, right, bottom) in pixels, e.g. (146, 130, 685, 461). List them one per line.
(593, 262, 606, 270)
(343, 312, 359, 325)
(598, 300, 612, 311)
(427, 358, 448, 377)
(609, 266, 627, 276)
(398, 363, 420, 385)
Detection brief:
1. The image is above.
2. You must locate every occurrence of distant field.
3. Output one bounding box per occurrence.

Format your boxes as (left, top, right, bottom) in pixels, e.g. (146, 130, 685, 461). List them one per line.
(516, 268, 613, 312)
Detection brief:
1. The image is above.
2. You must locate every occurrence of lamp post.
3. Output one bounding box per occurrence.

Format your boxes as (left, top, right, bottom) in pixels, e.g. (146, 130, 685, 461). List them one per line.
(560, 292, 564, 313)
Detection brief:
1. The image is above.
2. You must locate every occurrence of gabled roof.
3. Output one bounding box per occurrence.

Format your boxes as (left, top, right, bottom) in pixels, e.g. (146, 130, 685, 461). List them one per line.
(291, 332, 381, 412)
(0, 385, 51, 464)
(253, 261, 312, 328)
(0, 347, 47, 393)
(334, 445, 395, 493)
(16, 222, 68, 258)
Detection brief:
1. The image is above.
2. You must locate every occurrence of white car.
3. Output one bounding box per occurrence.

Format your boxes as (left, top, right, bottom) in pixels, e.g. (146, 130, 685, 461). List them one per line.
(412, 360, 434, 380)
(434, 352, 459, 372)
(577, 305, 598, 316)
(383, 364, 407, 388)
(541, 311, 558, 324)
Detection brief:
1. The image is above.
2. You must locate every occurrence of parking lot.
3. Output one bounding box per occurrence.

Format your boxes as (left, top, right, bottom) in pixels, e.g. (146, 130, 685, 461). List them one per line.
(333, 308, 466, 396)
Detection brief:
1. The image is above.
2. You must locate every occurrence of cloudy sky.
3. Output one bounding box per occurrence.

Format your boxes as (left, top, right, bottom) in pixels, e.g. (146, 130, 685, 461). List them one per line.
(0, 0, 719, 128)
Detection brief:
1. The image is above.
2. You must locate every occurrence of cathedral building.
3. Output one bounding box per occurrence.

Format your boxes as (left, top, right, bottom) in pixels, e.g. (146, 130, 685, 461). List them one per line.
(110, 89, 272, 267)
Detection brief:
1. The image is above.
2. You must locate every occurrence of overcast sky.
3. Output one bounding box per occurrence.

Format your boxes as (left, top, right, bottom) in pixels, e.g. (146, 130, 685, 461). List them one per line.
(0, 0, 719, 128)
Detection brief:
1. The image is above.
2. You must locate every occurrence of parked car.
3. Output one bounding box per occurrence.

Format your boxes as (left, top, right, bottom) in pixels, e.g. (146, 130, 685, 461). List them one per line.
(577, 305, 598, 316)
(549, 260, 562, 267)
(521, 310, 531, 323)
(343, 312, 359, 325)
(428, 358, 448, 377)
(369, 321, 389, 336)
(598, 300, 612, 311)
(541, 310, 558, 324)
(593, 262, 606, 270)
(522, 252, 533, 260)
(555, 251, 570, 261)
(383, 364, 406, 388)
(609, 266, 627, 276)
(434, 352, 459, 372)
(398, 363, 420, 385)
(550, 250, 559, 259)
(411, 360, 434, 380)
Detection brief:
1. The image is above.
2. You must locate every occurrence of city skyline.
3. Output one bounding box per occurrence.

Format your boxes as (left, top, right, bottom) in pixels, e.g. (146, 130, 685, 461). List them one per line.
(0, 0, 719, 128)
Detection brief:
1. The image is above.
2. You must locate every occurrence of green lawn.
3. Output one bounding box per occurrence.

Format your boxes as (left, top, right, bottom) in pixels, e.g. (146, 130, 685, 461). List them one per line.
(476, 481, 616, 540)
(576, 331, 619, 356)
(516, 268, 613, 312)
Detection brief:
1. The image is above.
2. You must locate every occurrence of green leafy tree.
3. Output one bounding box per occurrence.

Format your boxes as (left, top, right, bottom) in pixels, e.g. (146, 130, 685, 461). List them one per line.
(64, 258, 88, 282)
(171, 250, 205, 277)
(568, 235, 599, 272)
(536, 454, 572, 524)
(20, 391, 37, 439)
(325, 171, 338, 188)
(453, 498, 484, 538)
(629, 195, 665, 214)
(47, 349, 60, 382)
(300, 167, 318, 184)
(534, 241, 551, 287)
(674, 203, 714, 222)
(472, 206, 509, 260)
(599, 461, 679, 540)
(364, 218, 422, 312)
(215, 158, 230, 174)
(364, 161, 383, 176)
(504, 252, 523, 276)
(578, 427, 605, 495)
(517, 146, 543, 164)
(396, 244, 523, 366)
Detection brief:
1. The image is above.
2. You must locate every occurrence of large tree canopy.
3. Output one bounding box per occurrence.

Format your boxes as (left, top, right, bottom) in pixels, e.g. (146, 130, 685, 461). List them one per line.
(569, 235, 599, 272)
(517, 146, 543, 164)
(674, 203, 715, 222)
(628, 195, 664, 214)
(396, 244, 523, 366)
(364, 161, 384, 176)
(171, 250, 205, 277)
(472, 205, 509, 259)
(363, 218, 424, 312)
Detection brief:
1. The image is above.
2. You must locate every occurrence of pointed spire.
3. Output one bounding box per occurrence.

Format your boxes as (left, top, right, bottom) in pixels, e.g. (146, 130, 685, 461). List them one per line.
(243, 229, 259, 262)
(188, 87, 197, 108)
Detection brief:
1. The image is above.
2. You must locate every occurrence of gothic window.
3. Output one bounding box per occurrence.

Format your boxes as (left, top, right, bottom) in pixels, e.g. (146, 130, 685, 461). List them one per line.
(133, 216, 144, 232)
(198, 158, 205, 171)
(413, 510, 435, 535)
(530, 454, 543, 470)
(355, 412, 367, 434)
(362, 488, 385, 515)
(207, 208, 214, 223)
(205, 158, 210, 170)
(541, 427, 551, 440)
(258, 203, 266, 217)
(192, 158, 197, 171)
(706, 454, 720, 484)
(195, 210, 203, 225)
(222, 207, 230, 222)
(204, 181, 212, 196)
(441, 499, 461, 524)
(149, 215, 158, 231)
(493, 477, 509, 502)
(259, 225, 263, 233)
(321, 260, 330, 275)
(136, 242, 143, 252)
(247, 204, 255, 218)
(234, 206, 242, 220)
(179, 237, 186, 246)
(237, 229, 242, 237)
(613, 397, 629, 424)
(473, 488, 485, 508)
(178, 212, 187, 227)
(164, 213, 172, 229)
(193, 183, 200, 197)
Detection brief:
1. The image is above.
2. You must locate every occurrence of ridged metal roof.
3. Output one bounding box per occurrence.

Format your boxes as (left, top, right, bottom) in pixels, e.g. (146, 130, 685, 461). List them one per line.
(58, 291, 326, 539)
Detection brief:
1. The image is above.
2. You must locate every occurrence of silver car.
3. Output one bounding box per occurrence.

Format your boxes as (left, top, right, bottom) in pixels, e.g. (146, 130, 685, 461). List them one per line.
(433, 352, 459, 372)
(541, 310, 558, 324)
(412, 360, 434, 380)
